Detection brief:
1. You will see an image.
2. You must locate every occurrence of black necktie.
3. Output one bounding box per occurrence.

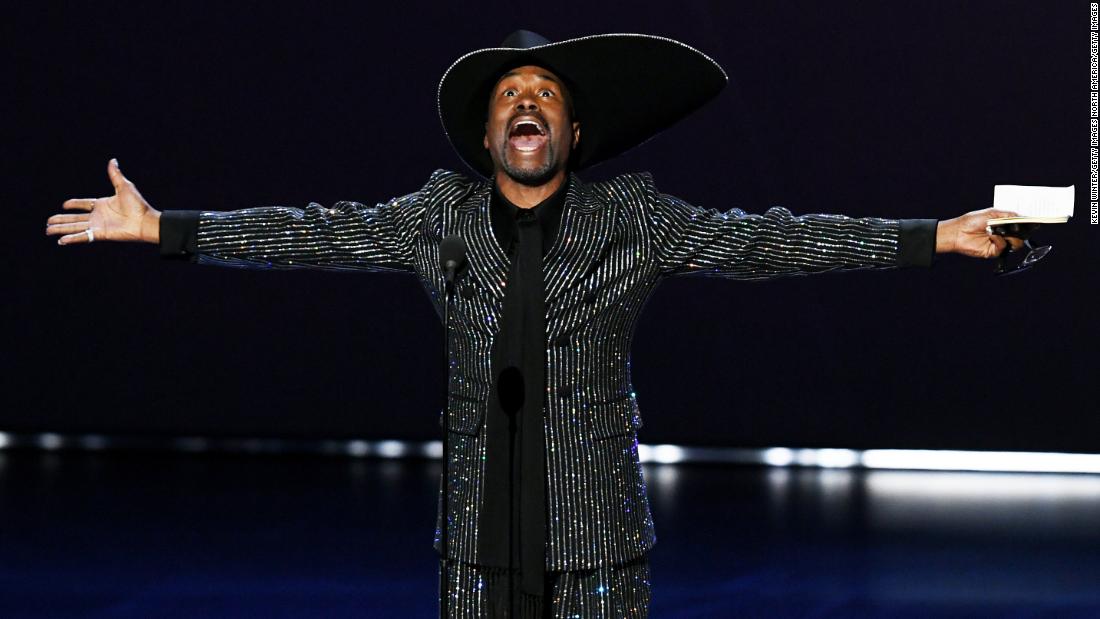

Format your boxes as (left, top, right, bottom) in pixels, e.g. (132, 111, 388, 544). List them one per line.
(480, 205, 548, 607)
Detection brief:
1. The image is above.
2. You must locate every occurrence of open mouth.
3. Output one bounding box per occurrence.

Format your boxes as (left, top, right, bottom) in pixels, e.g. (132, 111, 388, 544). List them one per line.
(508, 118, 548, 152)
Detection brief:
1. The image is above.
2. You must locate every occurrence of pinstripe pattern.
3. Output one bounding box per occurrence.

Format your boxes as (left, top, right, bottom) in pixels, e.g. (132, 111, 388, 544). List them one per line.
(441, 556, 651, 618)
(192, 168, 902, 572)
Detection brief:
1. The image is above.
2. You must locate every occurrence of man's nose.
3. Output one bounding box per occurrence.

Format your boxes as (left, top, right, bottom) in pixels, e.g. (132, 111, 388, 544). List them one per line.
(515, 96, 539, 112)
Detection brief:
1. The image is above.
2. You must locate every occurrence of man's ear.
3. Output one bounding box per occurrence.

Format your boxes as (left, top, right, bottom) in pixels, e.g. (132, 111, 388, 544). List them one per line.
(572, 121, 581, 150)
(483, 122, 489, 150)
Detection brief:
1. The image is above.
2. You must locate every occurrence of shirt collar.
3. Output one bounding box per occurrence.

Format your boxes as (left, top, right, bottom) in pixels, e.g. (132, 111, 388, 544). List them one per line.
(490, 176, 570, 256)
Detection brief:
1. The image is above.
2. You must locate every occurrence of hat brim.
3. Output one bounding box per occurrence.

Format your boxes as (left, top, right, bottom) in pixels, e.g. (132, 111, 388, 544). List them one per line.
(438, 33, 728, 179)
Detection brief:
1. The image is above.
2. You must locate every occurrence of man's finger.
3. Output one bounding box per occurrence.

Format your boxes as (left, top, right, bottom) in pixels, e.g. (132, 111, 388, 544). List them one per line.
(62, 198, 97, 211)
(47, 213, 90, 225)
(986, 209, 1020, 219)
(47, 222, 91, 236)
(106, 158, 128, 192)
(57, 228, 94, 245)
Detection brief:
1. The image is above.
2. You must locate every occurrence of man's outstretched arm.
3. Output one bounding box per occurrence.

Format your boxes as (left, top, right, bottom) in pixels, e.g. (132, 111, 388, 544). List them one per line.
(47, 159, 428, 274)
(649, 188, 1024, 280)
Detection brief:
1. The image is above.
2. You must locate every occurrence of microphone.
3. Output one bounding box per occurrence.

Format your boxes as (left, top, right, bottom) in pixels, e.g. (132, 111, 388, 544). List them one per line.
(439, 235, 468, 286)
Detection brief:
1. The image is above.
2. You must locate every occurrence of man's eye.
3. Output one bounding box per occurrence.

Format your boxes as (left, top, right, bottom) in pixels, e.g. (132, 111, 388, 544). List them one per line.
(539, 90, 553, 97)
(503, 89, 516, 96)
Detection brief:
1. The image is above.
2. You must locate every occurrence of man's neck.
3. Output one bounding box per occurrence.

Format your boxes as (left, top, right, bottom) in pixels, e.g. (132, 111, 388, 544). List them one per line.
(494, 169, 568, 209)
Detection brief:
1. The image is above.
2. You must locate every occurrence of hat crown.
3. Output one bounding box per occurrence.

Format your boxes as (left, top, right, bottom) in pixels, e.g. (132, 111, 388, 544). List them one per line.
(500, 30, 551, 49)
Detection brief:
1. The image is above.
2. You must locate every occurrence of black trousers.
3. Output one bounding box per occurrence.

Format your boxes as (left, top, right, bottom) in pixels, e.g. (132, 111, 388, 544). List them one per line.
(439, 554, 651, 618)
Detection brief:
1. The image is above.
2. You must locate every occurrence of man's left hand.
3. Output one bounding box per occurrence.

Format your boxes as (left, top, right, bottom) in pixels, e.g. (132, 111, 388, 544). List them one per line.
(936, 208, 1030, 259)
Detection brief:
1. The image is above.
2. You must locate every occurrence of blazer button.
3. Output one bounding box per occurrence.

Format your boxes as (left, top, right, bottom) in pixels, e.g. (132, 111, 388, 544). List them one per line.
(556, 385, 572, 399)
(555, 334, 570, 348)
(460, 283, 475, 300)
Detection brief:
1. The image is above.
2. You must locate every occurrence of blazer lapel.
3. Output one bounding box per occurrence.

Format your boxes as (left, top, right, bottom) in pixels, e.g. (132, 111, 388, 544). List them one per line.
(451, 181, 510, 304)
(542, 173, 618, 308)
(448, 173, 618, 326)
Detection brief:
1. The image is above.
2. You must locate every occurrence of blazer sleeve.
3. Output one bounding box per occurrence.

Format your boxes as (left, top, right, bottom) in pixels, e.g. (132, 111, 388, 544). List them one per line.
(156, 171, 442, 274)
(648, 186, 937, 281)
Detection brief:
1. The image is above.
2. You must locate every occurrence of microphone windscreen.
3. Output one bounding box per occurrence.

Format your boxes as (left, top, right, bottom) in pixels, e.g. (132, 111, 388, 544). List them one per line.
(439, 235, 468, 272)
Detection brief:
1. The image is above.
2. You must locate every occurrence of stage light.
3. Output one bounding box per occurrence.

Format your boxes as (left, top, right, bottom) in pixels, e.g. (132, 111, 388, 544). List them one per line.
(346, 441, 370, 457)
(651, 444, 685, 463)
(763, 447, 794, 466)
(815, 448, 860, 468)
(422, 441, 443, 458)
(376, 441, 406, 458)
(860, 449, 1100, 474)
(865, 470, 1100, 500)
(2, 432, 1100, 475)
(37, 433, 63, 450)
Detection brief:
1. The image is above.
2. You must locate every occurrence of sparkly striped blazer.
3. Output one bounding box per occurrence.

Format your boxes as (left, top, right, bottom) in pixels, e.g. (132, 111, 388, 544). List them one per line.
(188, 168, 931, 571)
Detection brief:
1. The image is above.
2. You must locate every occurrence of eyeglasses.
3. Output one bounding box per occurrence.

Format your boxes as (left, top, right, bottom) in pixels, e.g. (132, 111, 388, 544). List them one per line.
(995, 239, 1052, 276)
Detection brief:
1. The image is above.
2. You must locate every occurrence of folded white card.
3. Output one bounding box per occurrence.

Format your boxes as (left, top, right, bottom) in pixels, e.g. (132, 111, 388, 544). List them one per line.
(992, 185, 1074, 218)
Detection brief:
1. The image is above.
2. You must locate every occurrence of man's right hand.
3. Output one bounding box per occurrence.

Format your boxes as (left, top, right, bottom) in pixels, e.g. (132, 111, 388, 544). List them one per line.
(47, 158, 161, 245)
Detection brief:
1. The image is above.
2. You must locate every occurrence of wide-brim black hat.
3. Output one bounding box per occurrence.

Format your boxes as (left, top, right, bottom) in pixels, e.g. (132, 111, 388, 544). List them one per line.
(438, 30, 728, 179)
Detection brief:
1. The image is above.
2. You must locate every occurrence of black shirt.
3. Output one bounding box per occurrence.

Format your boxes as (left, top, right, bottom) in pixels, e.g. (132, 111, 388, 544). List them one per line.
(490, 179, 568, 259)
(476, 179, 568, 607)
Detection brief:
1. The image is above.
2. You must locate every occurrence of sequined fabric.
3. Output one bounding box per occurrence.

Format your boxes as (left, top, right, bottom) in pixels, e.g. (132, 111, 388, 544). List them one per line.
(441, 555, 651, 618)
(192, 169, 902, 572)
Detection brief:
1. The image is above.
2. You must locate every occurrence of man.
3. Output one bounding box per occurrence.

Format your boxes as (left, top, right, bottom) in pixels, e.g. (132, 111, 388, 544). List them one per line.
(47, 31, 1024, 617)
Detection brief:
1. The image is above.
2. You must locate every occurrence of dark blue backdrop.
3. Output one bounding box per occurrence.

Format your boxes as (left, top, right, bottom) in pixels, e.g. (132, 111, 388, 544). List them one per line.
(8, 1, 1096, 451)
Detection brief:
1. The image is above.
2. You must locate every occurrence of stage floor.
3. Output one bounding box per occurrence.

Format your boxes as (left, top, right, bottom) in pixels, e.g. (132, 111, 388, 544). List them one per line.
(1, 450, 1098, 618)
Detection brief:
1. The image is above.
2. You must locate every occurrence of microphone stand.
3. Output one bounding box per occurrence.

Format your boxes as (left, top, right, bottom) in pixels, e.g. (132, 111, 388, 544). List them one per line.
(506, 376, 519, 617)
(439, 275, 453, 619)
(439, 241, 465, 619)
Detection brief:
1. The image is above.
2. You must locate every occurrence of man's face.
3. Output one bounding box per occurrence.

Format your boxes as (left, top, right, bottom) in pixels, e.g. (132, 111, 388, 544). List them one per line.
(483, 65, 580, 186)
